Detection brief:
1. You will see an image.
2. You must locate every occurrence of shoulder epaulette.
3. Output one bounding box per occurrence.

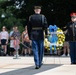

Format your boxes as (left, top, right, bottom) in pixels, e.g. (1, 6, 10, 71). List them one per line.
(41, 14, 44, 16)
(63, 26, 67, 28)
(29, 15, 33, 21)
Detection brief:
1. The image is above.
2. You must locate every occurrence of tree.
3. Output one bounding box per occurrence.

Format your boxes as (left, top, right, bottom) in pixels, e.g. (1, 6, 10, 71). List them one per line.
(0, 0, 25, 31)
(0, 0, 76, 29)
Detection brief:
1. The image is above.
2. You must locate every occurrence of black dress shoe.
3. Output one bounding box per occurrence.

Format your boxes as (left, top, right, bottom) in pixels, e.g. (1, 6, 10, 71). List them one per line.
(39, 63, 43, 67)
(35, 66, 39, 69)
(71, 63, 76, 65)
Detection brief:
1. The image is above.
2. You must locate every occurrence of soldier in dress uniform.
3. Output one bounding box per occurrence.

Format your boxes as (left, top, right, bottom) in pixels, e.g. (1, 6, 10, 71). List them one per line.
(63, 12, 76, 64)
(27, 6, 48, 69)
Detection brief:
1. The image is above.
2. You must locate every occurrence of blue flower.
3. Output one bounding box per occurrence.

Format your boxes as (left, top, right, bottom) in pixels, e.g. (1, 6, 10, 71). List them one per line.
(49, 25, 58, 32)
(48, 25, 58, 43)
(48, 35, 58, 43)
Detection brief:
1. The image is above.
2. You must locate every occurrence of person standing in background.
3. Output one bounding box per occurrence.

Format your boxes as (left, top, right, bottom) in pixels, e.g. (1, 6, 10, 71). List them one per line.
(22, 26, 31, 56)
(9, 26, 15, 56)
(62, 30, 70, 57)
(0, 26, 9, 55)
(12, 26, 21, 57)
(27, 6, 48, 69)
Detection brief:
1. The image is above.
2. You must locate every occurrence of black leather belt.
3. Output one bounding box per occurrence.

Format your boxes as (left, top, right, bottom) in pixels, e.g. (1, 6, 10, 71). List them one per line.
(32, 27, 42, 30)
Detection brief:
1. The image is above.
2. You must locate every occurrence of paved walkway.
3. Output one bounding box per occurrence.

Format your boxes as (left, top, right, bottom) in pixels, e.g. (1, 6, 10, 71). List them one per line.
(0, 56, 76, 75)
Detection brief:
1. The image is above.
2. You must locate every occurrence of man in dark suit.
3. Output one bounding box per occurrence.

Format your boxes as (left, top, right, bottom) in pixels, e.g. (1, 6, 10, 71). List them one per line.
(27, 6, 48, 69)
(62, 12, 76, 64)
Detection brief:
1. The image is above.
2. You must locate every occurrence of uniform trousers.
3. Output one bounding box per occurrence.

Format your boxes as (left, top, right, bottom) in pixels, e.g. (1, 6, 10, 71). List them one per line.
(69, 41, 76, 64)
(32, 40, 44, 66)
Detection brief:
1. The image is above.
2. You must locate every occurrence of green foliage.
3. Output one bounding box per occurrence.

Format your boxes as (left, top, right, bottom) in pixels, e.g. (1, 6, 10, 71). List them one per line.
(2, 17, 25, 32)
(18, 25, 24, 33)
(0, 0, 76, 29)
(0, 0, 26, 32)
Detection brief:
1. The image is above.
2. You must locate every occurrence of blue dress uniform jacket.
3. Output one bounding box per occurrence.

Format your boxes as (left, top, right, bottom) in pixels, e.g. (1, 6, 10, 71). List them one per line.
(27, 13, 48, 68)
(27, 14, 48, 40)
